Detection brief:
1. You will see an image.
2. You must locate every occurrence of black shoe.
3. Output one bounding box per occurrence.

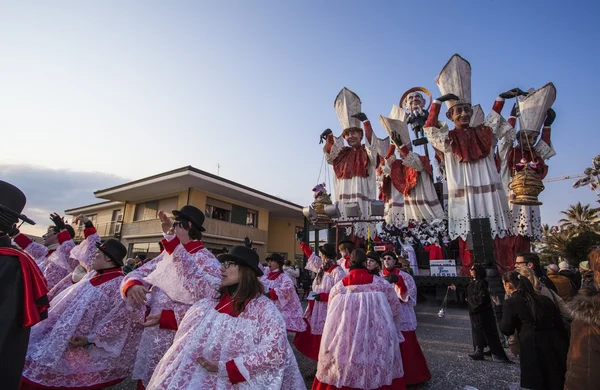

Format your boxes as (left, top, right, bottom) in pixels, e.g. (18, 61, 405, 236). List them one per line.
(468, 349, 485, 361)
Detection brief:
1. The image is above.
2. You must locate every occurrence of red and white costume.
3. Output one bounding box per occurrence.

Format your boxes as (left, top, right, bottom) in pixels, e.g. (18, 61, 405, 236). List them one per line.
(293, 243, 346, 360)
(382, 267, 431, 385)
(120, 235, 221, 388)
(313, 268, 406, 390)
(47, 226, 101, 300)
(424, 55, 514, 271)
(147, 293, 305, 390)
(337, 253, 351, 274)
(21, 268, 143, 389)
(14, 230, 76, 291)
(262, 269, 306, 332)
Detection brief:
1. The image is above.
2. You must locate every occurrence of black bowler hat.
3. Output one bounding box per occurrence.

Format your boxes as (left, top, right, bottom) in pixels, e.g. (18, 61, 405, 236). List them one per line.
(173, 205, 206, 232)
(338, 239, 355, 248)
(0, 181, 35, 227)
(381, 251, 398, 261)
(266, 253, 285, 265)
(96, 239, 127, 266)
(318, 243, 337, 259)
(218, 246, 263, 276)
(367, 251, 382, 267)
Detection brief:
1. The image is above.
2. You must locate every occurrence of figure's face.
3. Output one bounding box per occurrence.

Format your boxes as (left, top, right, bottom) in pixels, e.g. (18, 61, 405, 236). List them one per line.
(366, 258, 379, 272)
(447, 104, 472, 129)
(267, 259, 279, 272)
(43, 228, 59, 246)
(173, 219, 191, 243)
(517, 131, 538, 150)
(383, 255, 396, 270)
(406, 92, 426, 112)
(344, 129, 362, 149)
(93, 251, 114, 271)
(220, 261, 240, 287)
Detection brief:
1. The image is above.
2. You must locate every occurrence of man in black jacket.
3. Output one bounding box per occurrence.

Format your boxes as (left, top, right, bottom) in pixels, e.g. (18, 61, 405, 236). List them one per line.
(515, 252, 557, 293)
(0, 181, 48, 390)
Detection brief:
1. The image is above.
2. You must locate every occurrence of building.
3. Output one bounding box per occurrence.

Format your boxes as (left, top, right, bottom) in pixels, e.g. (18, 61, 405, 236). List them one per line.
(65, 166, 306, 263)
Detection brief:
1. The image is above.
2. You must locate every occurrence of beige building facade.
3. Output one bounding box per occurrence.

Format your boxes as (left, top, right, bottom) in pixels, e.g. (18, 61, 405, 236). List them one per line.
(65, 166, 306, 262)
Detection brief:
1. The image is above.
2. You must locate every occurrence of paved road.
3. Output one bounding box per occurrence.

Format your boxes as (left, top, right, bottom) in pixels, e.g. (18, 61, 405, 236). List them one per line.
(110, 303, 521, 390)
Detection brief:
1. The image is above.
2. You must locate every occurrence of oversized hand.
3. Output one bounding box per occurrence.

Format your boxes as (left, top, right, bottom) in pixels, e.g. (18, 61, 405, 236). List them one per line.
(391, 132, 403, 147)
(436, 93, 459, 103)
(198, 357, 218, 372)
(510, 103, 519, 117)
(49, 213, 66, 230)
(319, 128, 333, 144)
(499, 88, 528, 99)
(384, 274, 399, 284)
(351, 112, 368, 122)
(139, 313, 160, 327)
(69, 336, 89, 347)
(544, 108, 556, 126)
(127, 284, 149, 306)
(158, 210, 173, 235)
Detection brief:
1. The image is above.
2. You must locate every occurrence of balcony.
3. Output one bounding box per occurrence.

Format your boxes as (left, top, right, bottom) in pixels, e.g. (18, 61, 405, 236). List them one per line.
(120, 219, 163, 238)
(203, 218, 267, 243)
(73, 221, 123, 240)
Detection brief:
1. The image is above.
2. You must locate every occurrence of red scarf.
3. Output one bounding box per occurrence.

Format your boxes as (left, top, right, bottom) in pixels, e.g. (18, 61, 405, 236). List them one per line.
(343, 254, 351, 270)
(90, 267, 124, 287)
(267, 270, 282, 280)
(448, 125, 492, 162)
(0, 247, 49, 327)
(333, 146, 370, 179)
(342, 268, 374, 286)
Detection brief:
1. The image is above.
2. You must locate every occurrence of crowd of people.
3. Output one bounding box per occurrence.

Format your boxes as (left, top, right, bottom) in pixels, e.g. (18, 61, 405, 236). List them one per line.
(1, 178, 599, 390)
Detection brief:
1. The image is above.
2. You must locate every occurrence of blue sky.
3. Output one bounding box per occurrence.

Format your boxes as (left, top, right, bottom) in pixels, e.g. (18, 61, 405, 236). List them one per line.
(1, 1, 599, 235)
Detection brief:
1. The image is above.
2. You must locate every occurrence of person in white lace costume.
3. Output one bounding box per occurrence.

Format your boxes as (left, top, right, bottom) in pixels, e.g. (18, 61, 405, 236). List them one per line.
(313, 249, 406, 390)
(47, 214, 101, 301)
(293, 241, 346, 361)
(21, 239, 143, 389)
(121, 206, 222, 389)
(261, 253, 306, 332)
(13, 214, 77, 291)
(147, 245, 304, 390)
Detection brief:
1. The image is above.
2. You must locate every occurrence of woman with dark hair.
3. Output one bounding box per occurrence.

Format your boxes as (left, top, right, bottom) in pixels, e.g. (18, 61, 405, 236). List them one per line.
(500, 271, 568, 390)
(262, 253, 306, 333)
(313, 249, 406, 389)
(147, 246, 304, 389)
(294, 240, 346, 361)
(120, 206, 222, 389)
(465, 264, 511, 362)
(366, 251, 382, 275)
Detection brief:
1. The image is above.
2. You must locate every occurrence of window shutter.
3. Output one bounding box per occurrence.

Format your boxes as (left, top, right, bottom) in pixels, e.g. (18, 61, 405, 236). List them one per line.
(231, 205, 248, 225)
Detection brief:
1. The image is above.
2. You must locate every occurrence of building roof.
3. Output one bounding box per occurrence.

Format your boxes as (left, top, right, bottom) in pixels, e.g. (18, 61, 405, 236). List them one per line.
(93, 166, 304, 219)
(65, 200, 123, 215)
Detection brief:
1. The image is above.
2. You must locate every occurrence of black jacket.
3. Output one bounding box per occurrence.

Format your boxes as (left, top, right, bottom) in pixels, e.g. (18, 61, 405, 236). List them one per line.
(467, 279, 492, 314)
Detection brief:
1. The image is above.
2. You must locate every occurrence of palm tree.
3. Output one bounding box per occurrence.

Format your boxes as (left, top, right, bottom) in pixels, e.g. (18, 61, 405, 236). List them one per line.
(557, 202, 600, 234)
(535, 224, 575, 264)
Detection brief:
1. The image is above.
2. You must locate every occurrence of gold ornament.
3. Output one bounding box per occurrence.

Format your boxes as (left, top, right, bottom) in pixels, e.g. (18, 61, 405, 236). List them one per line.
(509, 162, 545, 206)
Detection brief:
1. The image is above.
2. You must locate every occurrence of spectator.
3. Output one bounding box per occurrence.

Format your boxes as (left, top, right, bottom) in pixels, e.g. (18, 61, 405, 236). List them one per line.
(515, 252, 557, 293)
(283, 259, 300, 290)
(559, 261, 581, 295)
(547, 264, 576, 301)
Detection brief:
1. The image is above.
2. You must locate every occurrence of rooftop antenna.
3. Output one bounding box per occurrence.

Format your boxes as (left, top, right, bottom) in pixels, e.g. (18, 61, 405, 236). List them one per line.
(217, 163, 221, 176)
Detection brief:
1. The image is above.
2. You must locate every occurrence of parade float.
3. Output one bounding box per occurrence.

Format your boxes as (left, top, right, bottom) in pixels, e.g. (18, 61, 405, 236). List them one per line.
(302, 53, 557, 299)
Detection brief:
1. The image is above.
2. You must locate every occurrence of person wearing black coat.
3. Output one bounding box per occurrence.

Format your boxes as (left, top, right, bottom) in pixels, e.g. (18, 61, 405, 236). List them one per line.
(0, 181, 48, 390)
(500, 271, 569, 390)
(464, 264, 511, 361)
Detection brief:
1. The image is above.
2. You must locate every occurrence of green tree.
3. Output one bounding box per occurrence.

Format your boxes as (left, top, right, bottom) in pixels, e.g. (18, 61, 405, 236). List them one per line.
(558, 202, 600, 234)
(565, 231, 600, 265)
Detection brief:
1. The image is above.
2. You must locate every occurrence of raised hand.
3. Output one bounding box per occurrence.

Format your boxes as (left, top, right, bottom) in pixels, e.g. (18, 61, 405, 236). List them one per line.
(127, 284, 149, 306)
(544, 108, 556, 126)
(75, 214, 90, 225)
(319, 128, 333, 144)
(436, 93, 459, 103)
(499, 88, 528, 99)
(158, 210, 173, 235)
(50, 213, 66, 230)
(351, 112, 368, 122)
(244, 236, 253, 248)
(510, 103, 519, 118)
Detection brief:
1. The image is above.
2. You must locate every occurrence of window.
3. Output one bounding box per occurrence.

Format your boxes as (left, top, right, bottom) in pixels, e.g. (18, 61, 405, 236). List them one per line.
(246, 210, 258, 227)
(206, 198, 232, 222)
(76, 214, 97, 227)
(133, 197, 178, 221)
(129, 242, 162, 258)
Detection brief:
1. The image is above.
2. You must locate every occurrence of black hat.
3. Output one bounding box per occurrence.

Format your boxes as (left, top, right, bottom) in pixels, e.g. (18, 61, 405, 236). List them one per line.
(338, 239, 355, 248)
(218, 246, 263, 276)
(0, 181, 35, 228)
(266, 253, 285, 265)
(172, 205, 206, 232)
(381, 251, 398, 261)
(318, 243, 337, 259)
(367, 251, 382, 266)
(96, 239, 127, 266)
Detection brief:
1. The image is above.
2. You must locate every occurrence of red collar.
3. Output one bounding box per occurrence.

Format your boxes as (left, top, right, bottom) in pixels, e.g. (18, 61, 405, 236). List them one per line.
(90, 267, 124, 287)
(267, 270, 282, 280)
(342, 268, 374, 286)
(326, 263, 339, 274)
(343, 254, 351, 269)
(184, 240, 204, 254)
(215, 292, 249, 317)
(382, 267, 400, 276)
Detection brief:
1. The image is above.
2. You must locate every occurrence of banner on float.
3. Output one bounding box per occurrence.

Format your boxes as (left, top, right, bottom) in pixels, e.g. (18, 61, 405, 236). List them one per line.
(429, 259, 457, 277)
(374, 245, 387, 251)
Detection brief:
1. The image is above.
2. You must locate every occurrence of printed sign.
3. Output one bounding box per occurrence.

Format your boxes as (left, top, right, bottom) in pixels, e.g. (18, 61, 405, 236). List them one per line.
(430, 259, 457, 277)
(374, 245, 387, 251)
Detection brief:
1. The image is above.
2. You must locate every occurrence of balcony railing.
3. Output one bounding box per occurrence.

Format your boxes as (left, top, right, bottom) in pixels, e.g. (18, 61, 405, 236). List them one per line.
(74, 221, 123, 240)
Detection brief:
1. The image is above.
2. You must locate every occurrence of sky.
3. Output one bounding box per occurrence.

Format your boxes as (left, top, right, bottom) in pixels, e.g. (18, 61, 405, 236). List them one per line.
(1, 1, 599, 237)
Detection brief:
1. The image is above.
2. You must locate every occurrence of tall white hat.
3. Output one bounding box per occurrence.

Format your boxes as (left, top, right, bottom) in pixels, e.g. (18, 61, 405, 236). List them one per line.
(518, 82, 556, 134)
(334, 87, 362, 134)
(435, 54, 472, 109)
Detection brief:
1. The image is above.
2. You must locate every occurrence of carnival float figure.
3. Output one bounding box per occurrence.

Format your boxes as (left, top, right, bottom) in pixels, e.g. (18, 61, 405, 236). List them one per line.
(497, 83, 557, 257)
(320, 88, 379, 239)
(424, 54, 514, 271)
(377, 90, 445, 226)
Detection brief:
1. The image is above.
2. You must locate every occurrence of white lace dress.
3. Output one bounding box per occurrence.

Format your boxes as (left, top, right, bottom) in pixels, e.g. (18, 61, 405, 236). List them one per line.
(22, 269, 143, 388)
(147, 295, 305, 390)
(261, 270, 306, 332)
(121, 237, 222, 387)
(315, 269, 405, 389)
